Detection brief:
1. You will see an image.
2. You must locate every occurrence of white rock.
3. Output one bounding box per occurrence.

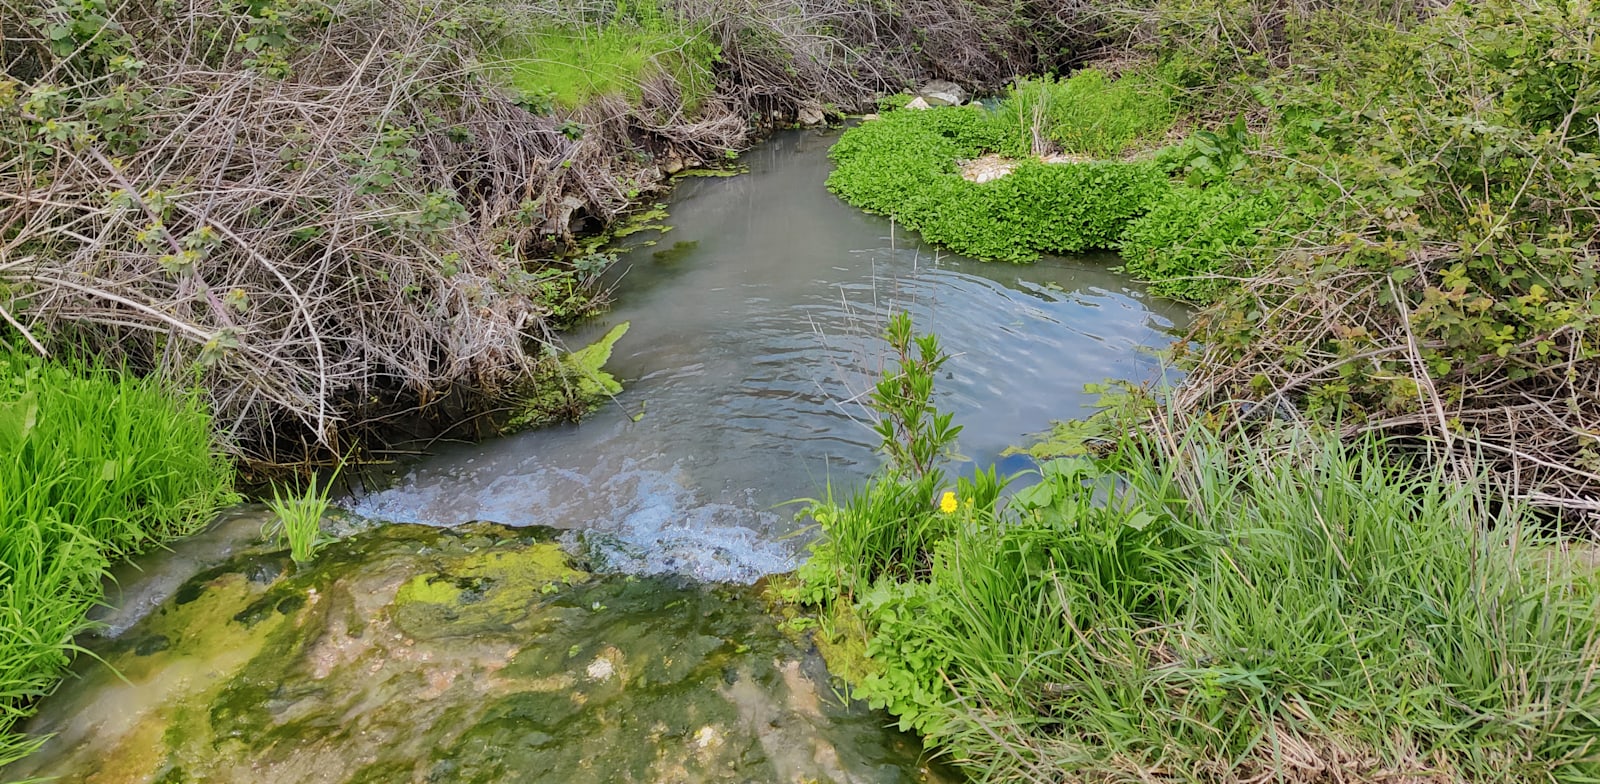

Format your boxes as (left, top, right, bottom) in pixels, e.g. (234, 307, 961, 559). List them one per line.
(918, 79, 967, 107)
(586, 656, 615, 682)
(904, 96, 932, 111)
(797, 102, 826, 126)
(692, 725, 721, 749)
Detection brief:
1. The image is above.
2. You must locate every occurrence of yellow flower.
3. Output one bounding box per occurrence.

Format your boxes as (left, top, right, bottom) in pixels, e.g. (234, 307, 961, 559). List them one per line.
(939, 491, 958, 514)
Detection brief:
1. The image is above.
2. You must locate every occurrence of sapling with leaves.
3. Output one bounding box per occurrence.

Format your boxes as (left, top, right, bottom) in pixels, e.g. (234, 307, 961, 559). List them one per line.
(793, 312, 972, 598)
(872, 312, 962, 483)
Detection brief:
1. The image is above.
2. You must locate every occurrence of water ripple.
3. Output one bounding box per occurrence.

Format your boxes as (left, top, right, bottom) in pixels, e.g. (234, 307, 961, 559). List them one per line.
(351, 129, 1188, 583)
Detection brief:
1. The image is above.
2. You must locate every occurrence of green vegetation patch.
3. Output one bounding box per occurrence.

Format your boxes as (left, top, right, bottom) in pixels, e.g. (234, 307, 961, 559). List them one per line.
(1119, 182, 1282, 301)
(788, 316, 1600, 782)
(492, 2, 718, 112)
(994, 69, 1178, 159)
(827, 106, 1169, 262)
(829, 70, 1280, 301)
(0, 347, 235, 767)
(503, 321, 630, 433)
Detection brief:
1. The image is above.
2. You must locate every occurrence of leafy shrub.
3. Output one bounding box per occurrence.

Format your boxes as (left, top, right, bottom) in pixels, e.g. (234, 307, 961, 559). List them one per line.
(1175, 0, 1600, 505)
(0, 348, 235, 766)
(826, 107, 1170, 262)
(1118, 182, 1282, 301)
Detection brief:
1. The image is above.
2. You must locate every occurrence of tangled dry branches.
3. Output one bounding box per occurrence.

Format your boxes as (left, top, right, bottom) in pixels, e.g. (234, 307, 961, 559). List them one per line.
(0, 0, 747, 464)
(1175, 251, 1600, 527)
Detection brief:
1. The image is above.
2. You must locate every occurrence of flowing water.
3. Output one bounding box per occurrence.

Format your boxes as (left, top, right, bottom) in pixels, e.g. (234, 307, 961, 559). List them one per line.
(352, 128, 1187, 582)
(6, 128, 1185, 784)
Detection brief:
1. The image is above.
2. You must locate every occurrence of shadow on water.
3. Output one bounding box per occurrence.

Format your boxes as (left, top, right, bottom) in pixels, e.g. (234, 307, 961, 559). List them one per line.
(350, 127, 1187, 582)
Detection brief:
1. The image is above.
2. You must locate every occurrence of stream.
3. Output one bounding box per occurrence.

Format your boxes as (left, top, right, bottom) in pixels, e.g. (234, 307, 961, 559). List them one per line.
(4, 128, 1185, 784)
(352, 128, 1188, 582)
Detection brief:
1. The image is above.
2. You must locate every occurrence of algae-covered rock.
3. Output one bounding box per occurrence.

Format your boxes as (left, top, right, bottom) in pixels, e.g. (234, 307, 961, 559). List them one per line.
(4, 520, 950, 784)
(503, 322, 630, 434)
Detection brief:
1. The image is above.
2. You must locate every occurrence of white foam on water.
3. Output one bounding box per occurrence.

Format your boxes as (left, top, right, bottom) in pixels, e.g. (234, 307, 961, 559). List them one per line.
(350, 454, 800, 584)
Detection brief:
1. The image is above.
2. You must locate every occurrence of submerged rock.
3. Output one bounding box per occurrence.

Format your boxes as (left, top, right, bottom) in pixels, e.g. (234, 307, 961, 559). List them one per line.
(5, 522, 949, 784)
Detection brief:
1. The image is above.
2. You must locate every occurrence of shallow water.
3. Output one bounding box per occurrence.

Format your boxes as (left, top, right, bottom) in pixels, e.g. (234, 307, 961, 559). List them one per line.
(352, 128, 1187, 581)
(5, 514, 954, 784)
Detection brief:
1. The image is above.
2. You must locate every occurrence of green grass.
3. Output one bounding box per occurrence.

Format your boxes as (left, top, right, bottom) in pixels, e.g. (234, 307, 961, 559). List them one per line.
(265, 472, 334, 564)
(796, 336, 1600, 781)
(941, 432, 1599, 780)
(996, 69, 1178, 158)
(492, 21, 717, 112)
(0, 347, 235, 767)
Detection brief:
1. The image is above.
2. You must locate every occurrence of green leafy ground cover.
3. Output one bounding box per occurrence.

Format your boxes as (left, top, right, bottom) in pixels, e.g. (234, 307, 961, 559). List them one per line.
(826, 105, 1171, 263)
(0, 348, 236, 767)
(782, 317, 1600, 782)
(827, 70, 1272, 294)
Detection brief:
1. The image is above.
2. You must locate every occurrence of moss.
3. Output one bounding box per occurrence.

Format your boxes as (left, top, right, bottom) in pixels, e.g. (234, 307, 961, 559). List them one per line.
(503, 322, 630, 433)
(651, 240, 699, 264)
(391, 541, 586, 639)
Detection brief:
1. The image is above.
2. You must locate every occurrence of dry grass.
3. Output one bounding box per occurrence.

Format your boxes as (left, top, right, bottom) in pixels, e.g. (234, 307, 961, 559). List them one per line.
(1175, 255, 1600, 527)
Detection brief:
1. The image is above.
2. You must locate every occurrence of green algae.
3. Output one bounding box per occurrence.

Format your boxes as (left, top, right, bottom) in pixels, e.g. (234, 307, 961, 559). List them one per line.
(392, 541, 585, 639)
(673, 166, 746, 178)
(394, 573, 464, 605)
(573, 204, 672, 257)
(3, 520, 950, 784)
(502, 322, 631, 434)
(651, 239, 699, 264)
